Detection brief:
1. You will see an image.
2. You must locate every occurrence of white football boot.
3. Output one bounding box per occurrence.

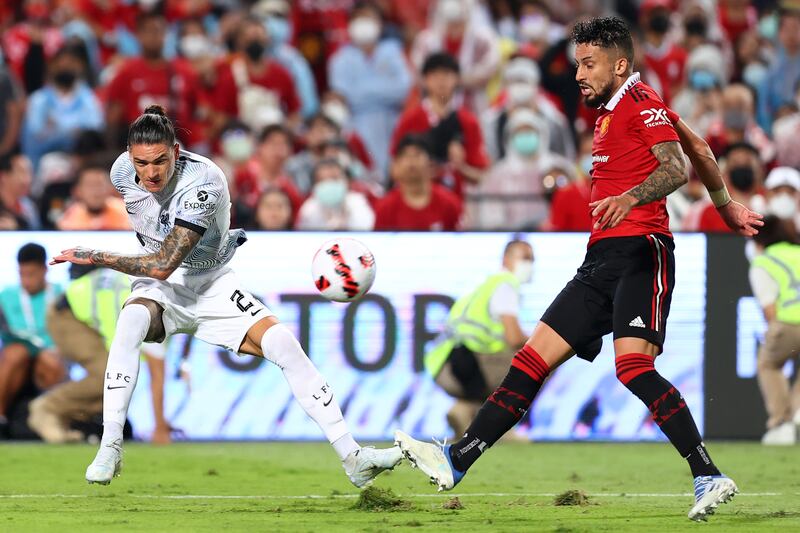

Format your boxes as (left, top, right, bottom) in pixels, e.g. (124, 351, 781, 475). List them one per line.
(343, 446, 404, 488)
(687, 474, 738, 521)
(394, 430, 464, 491)
(85, 438, 123, 485)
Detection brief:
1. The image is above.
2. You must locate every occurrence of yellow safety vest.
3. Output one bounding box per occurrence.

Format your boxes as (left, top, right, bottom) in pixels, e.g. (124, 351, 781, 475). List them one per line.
(751, 242, 800, 325)
(65, 269, 132, 349)
(424, 271, 520, 377)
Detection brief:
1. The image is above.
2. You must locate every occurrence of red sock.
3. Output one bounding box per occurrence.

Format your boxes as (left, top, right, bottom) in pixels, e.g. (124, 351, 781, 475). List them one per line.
(615, 352, 655, 385)
(511, 345, 550, 383)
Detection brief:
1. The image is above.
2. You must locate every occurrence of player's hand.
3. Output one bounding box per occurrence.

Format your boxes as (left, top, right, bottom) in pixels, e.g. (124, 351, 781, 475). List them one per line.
(590, 193, 638, 230)
(151, 424, 172, 445)
(717, 200, 764, 237)
(49, 247, 95, 266)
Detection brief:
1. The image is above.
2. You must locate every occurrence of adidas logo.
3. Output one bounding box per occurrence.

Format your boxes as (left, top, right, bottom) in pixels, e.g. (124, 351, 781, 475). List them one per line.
(629, 316, 646, 328)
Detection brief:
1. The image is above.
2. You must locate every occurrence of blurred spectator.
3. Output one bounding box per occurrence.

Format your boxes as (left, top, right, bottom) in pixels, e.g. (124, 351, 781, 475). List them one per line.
(233, 124, 302, 224)
(764, 166, 800, 232)
(706, 84, 775, 164)
(411, 0, 500, 112)
(717, 0, 758, 43)
(320, 92, 374, 172)
(214, 121, 255, 187)
(375, 134, 462, 231)
(684, 142, 765, 232)
(286, 113, 340, 194)
(544, 131, 592, 231)
(56, 163, 130, 231)
(228, 16, 302, 132)
(249, 187, 294, 230)
(105, 11, 202, 149)
(469, 108, 571, 230)
(482, 56, 573, 161)
(320, 138, 372, 190)
(2, 0, 64, 93)
(0, 62, 24, 159)
(296, 158, 374, 231)
(288, 0, 352, 92)
(772, 82, 800, 168)
(734, 30, 770, 89)
(21, 44, 104, 171)
(672, 44, 726, 138)
(748, 215, 800, 445)
(0, 153, 39, 230)
(682, 5, 711, 52)
(328, 2, 411, 174)
(391, 52, 489, 198)
(640, 0, 687, 106)
(758, 9, 800, 132)
(253, 0, 320, 119)
(0, 243, 63, 438)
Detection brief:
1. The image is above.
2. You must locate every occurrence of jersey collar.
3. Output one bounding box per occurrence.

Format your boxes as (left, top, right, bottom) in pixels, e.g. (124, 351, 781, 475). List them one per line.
(600, 72, 641, 112)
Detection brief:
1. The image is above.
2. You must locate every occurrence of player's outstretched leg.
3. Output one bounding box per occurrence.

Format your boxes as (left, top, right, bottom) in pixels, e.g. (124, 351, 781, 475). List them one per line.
(86, 304, 150, 484)
(614, 351, 738, 520)
(259, 323, 402, 487)
(396, 344, 551, 491)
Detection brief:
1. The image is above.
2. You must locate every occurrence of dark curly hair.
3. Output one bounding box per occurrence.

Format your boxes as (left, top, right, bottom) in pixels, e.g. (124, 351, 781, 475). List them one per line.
(571, 17, 634, 64)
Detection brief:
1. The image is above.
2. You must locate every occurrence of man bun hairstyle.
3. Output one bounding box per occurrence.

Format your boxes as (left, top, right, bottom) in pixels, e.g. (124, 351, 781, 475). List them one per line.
(127, 104, 176, 147)
(571, 17, 634, 64)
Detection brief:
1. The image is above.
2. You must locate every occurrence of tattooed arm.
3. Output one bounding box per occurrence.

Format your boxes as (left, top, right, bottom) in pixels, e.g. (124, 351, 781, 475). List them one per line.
(50, 225, 202, 280)
(590, 141, 687, 230)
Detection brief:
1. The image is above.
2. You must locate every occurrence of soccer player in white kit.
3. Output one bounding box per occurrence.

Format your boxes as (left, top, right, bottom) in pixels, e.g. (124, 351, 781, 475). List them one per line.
(51, 105, 402, 487)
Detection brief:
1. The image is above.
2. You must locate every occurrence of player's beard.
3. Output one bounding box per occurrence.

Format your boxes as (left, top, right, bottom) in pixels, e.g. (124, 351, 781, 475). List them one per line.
(583, 78, 615, 108)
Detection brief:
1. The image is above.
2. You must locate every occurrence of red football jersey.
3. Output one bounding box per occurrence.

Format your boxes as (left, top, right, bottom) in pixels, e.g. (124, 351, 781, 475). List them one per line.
(589, 74, 679, 247)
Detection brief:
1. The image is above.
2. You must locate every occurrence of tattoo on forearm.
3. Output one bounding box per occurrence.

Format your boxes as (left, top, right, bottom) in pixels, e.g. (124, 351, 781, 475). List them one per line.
(626, 141, 688, 206)
(90, 226, 201, 278)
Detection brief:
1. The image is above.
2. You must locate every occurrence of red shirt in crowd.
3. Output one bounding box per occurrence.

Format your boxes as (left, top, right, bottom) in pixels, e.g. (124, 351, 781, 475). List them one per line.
(547, 179, 592, 231)
(214, 59, 301, 117)
(105, 57, 203, 147)
(2, 23, 63, 84)
(697, 202, 734, 233)
(233, 159, 304, 217)
(390, 101, 489, 198)
(374, 184, 462, 231)
(589, 73, 679, 247)
(643, 43, 687, 106)
(74, 0, 138, 64)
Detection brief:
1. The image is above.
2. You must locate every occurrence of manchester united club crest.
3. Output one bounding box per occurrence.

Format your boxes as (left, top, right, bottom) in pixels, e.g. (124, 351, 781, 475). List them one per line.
(599, 114, 613, 137)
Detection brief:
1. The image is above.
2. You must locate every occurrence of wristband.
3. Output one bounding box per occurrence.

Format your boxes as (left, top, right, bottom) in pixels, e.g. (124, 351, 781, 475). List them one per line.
(710, 187, 731, 208)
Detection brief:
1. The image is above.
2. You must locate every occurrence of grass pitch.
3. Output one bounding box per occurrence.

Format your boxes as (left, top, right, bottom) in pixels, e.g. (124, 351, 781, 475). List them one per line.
(1, 441, 798, 532)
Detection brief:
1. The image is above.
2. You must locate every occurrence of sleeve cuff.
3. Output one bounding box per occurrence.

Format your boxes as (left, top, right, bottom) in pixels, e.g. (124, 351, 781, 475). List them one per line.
(175, 218, 207, 236)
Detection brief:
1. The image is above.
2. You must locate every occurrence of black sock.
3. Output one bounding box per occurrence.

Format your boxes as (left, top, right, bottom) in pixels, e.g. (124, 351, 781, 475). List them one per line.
(448, 366, 543, 472)
(623, 370, 721, 478)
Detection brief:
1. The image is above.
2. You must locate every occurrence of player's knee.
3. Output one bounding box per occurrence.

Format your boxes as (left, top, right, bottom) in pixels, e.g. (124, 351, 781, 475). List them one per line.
(260, 323, 305, 369)
(615, 352, 656, 387)
(125, 298, 165, 343)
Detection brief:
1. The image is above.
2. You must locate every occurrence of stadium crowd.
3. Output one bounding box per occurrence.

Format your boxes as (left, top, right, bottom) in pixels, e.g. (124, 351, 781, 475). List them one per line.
(0, 0, 798, 233)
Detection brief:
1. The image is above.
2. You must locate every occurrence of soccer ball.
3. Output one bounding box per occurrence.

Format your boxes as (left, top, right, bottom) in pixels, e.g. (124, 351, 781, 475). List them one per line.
(311, 238, 376, 302)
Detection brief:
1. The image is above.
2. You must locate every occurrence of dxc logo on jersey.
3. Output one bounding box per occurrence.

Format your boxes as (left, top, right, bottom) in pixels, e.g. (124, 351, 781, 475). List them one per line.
(640, 108, 670, 128)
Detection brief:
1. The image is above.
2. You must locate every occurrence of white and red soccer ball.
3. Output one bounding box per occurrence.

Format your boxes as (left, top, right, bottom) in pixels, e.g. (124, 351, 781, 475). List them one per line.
(311, 238, 376, 302)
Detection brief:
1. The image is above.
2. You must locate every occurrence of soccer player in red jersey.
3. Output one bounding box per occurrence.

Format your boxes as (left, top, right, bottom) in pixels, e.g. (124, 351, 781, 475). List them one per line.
(396, 17, 763, 522)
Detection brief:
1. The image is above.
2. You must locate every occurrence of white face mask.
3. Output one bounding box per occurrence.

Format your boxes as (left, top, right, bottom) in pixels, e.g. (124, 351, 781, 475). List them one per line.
(507, 82, 535, 106)
(519, 14, 549, 42)
(180, 34, 211, 60)
(322, 101, 350, 127)
(512, 259, 533, 284)
(768, 192, 798, 219)
(348, 17, 380, 47)
(439, 0, 465, 22)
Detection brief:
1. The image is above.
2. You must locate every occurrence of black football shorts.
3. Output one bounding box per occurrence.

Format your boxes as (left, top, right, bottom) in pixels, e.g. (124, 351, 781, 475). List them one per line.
(540, 233, 676, 361)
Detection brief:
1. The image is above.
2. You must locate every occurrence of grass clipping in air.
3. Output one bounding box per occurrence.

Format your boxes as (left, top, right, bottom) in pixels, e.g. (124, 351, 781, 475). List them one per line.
(352, 487, 412, 511)
(554, 489, 590, 506)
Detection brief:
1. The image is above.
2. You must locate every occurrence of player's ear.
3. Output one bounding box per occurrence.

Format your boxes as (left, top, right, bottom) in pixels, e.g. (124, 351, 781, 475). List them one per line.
(614, 56, 629, 76)
(173, 143, 180, 160)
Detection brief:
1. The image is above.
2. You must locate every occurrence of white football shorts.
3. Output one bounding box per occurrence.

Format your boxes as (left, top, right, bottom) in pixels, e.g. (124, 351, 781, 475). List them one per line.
(126, 266, 273, 352)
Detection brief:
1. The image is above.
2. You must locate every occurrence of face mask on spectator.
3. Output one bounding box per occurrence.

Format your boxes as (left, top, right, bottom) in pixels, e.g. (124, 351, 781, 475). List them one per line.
(689, 70, 717, 92)
(180, 34, 211, 60)
(314, 179, 348, 208)
(723, 110, 749, 131)
(53, 70, 77, 89)
(519, 14, 548, 42)
(221, 132, 254, 162)
(348, 18, 380, 47)
(580, 155, 593, 176)
(512, 259, 533, 284)
(768, 193, 798, 219)
(266, 16, 291, 46)
(507, 83, 534, 106)
(511, 131, 540, 156)
(684, 17, 707, 37)
(322, 101, 350, 128)
(758, 13, 778, 41)
(742, 63, 768, 90)
(649, 13, 670, 34)
(244, 41, 266, 61)
(439, 0, 465, 23)
(729, 166, 755, 191)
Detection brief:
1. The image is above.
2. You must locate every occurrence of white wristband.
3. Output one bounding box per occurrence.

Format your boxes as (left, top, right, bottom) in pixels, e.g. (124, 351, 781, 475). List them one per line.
(710, 187, 732, 208)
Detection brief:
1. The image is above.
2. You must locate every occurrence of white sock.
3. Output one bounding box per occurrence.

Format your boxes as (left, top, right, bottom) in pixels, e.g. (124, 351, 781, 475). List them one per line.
(100, 304, 150, 445)
(260, 323, 359, 460)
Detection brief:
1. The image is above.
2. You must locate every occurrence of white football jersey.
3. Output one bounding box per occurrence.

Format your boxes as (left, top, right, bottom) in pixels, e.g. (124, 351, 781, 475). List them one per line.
(110, 149, 246, 275)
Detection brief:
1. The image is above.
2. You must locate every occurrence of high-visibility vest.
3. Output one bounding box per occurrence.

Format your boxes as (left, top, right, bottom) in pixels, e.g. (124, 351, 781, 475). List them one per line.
(751, 242, 800, 325)
(65, 269, 131, 349)
(424, 271, 520, 377)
